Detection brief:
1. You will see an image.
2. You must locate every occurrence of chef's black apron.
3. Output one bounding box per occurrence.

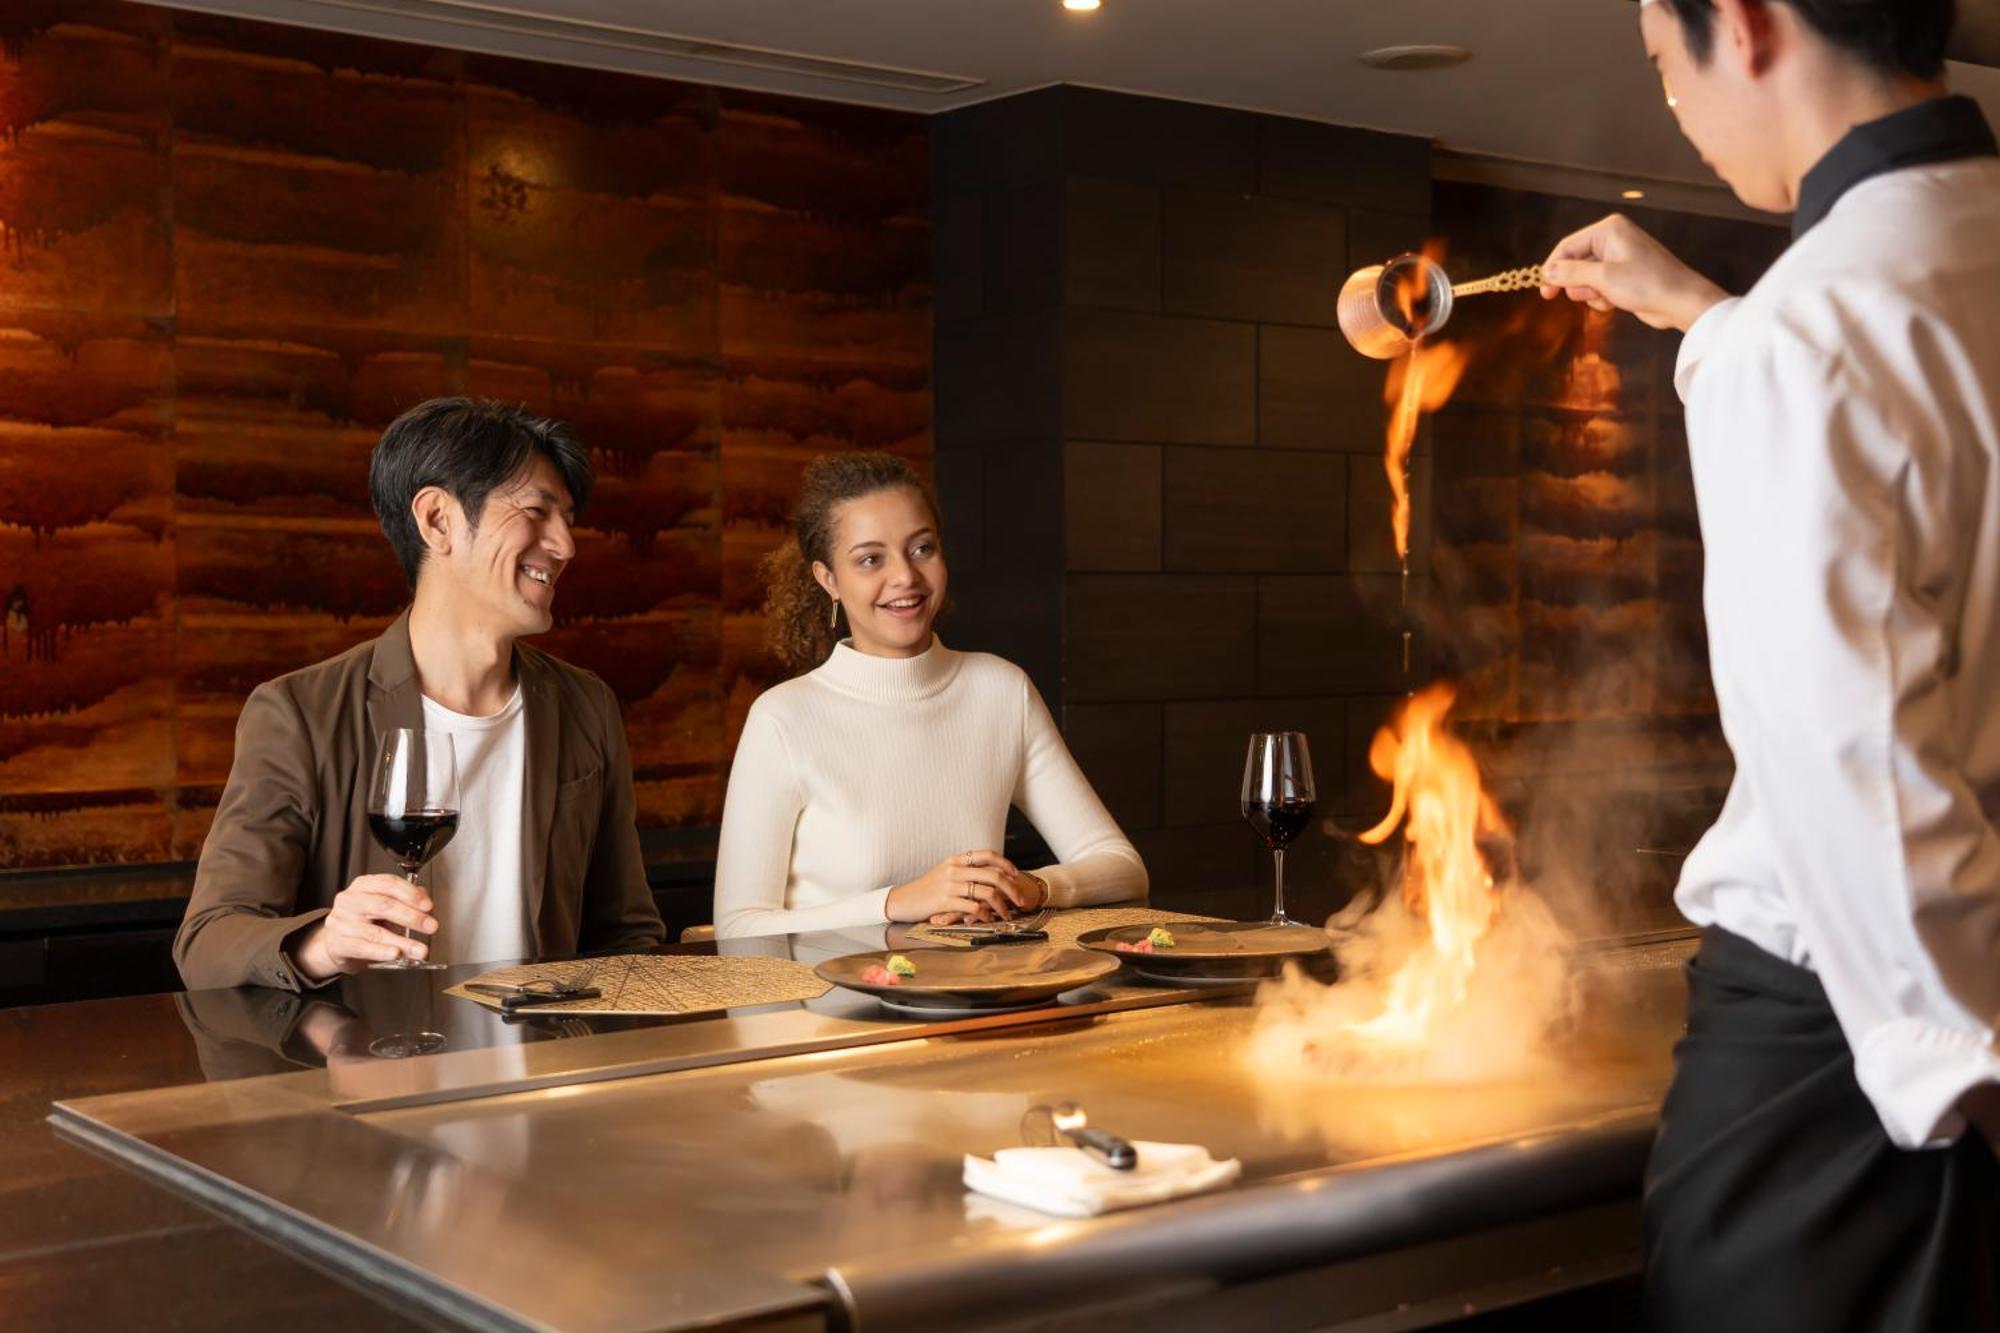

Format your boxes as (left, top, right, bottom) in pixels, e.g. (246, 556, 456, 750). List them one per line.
(1643, 926, 2000, 1330)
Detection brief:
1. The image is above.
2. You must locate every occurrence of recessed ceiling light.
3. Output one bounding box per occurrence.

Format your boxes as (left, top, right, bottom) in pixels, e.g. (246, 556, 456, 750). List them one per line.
(1063, 0, 1101, 11)
(1622, 188, 1646, 200)
(1357, 44, 1473, 71)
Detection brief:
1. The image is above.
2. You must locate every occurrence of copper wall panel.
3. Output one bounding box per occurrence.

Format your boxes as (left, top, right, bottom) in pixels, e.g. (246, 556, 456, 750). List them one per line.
(0, 308, 174, 864)
(1431, 183, 1784, 743)
(717, 90, 932, 729)
(0, 4, 171, 319)
(0, 3, 928, 871)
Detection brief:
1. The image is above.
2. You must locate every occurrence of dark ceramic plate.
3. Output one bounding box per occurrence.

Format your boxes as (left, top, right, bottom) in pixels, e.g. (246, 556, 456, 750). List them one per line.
(815, 945, 1121, 1012)
(1076, 921, 1337, 982)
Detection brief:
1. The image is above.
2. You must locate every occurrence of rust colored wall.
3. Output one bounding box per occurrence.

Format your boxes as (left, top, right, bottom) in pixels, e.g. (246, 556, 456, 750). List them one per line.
(0, 2, 929, 870)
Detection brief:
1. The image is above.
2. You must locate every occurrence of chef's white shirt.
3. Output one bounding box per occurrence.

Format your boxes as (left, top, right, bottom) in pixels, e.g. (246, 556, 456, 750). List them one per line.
(1674, 153, 2000, 1149)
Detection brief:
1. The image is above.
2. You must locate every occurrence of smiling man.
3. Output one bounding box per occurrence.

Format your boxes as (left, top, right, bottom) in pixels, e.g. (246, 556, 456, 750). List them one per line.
(1537, 0, 2000, 1327)
(175, 398, 663, 991)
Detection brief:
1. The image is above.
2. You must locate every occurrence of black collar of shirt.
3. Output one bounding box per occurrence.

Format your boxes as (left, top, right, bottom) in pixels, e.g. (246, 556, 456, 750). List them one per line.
(1793, 94, 1998, 239)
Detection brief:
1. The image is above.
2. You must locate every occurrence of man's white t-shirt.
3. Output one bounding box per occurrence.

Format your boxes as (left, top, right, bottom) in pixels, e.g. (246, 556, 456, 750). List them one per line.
(418, 686, 531, 967)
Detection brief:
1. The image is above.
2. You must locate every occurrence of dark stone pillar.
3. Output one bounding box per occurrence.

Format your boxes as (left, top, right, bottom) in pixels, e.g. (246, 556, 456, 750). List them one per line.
(933, 88, 1433, 915)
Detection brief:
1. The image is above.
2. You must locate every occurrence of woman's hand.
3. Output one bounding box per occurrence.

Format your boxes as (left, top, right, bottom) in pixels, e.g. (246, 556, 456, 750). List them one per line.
(1539, 213, 1729, 332)
(886, 850, 1039, 924)
(923, 870, 1050, 927)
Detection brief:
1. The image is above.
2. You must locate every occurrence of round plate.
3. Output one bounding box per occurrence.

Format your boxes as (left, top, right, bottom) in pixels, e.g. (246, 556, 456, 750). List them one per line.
(815, 945, 1121, 1011)
(1077, 921, 1336, 982)
(872, 995, 1050, 1018)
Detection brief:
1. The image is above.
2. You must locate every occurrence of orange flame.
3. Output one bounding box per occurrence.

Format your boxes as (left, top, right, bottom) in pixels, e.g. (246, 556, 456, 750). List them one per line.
(1347, 684, 1513, 1045)
(1382, 340, 1469, 561)
(1390, 253, 1430, 331)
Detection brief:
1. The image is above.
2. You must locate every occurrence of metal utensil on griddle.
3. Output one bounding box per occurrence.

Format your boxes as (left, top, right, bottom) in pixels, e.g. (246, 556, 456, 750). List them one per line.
(1337, 253, 1545, 359)
(1022, 1101, 1138, 1171)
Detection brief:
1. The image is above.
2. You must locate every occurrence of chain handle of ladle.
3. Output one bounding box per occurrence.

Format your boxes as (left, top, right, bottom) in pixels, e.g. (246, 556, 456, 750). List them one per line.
(1450, 264, 1544, 298)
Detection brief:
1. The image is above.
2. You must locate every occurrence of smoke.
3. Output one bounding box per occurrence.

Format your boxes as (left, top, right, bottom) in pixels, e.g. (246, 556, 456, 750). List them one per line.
(1245, 874, 1579, 1088)
(1240, 266, 1597, 1095)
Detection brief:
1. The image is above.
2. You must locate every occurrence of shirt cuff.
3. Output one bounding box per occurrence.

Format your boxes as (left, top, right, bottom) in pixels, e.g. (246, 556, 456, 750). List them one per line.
(273, 909, 337, 992)
(1673, 295, 1741, 403)
(1853, 1019, 2000, 1149)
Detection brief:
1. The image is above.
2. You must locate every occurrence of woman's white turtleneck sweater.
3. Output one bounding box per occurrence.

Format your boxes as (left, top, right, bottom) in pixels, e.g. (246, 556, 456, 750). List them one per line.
(713, 638, 1148, 938)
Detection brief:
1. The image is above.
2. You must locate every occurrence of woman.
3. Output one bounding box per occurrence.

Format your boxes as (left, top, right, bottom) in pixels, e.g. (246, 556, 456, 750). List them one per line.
(713, 452, 1147, 938)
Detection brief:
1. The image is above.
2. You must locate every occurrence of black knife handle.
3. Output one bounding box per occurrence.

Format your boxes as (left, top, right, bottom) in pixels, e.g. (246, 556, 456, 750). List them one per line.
(968, 929, 1050, 947)
(500, 987, 600, 1013)
(1066, 1126, 1137, 1171)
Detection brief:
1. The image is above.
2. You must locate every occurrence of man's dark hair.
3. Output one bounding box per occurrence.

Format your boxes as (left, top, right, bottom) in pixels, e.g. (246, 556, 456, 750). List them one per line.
(1660, 0, 1956, 79)
(368, 397, 593, 590)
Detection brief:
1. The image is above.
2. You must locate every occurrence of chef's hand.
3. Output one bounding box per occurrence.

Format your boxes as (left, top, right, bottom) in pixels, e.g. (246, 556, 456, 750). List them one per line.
(294, 874, 437, 980)
(886, 850, 1035, 924)
(1539, 213, 1729, 332)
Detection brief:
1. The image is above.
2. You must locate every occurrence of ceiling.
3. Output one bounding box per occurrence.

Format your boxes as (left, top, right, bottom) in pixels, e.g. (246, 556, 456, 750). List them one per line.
(159, 0, 2000, 200)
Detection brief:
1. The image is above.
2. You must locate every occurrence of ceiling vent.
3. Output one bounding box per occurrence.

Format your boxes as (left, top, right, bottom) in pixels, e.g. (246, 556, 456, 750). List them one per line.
(286, 0, 986, 93)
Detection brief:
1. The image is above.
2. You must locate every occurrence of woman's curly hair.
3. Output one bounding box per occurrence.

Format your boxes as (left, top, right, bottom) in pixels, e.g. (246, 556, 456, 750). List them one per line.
(761, 452, 943, 674)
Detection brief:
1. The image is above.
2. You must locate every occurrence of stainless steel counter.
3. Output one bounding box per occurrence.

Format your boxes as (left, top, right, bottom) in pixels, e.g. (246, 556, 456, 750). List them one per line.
(51, 937, 1689, 1332)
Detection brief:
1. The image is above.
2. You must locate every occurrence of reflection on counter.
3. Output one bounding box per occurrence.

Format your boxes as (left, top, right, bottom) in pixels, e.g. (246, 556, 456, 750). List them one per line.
(173, 958, 676, 1082)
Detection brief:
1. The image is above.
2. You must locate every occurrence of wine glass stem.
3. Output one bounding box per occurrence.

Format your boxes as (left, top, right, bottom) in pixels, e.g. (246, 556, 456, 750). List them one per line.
(1272, 847, 1287, 921)
(403, 862, 422, 946)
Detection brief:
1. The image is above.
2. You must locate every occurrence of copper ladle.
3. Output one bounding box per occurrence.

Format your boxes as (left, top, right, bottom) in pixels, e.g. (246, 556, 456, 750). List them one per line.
(1337, 254, 1545, 359)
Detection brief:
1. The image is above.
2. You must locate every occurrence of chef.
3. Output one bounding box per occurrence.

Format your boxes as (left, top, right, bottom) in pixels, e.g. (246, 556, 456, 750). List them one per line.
(1538, 0, 2000, 1326)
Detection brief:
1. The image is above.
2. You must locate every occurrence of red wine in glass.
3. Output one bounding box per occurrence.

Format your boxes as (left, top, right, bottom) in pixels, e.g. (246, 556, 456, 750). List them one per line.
(366, 728, 458, 976)
(1242, 733, 1316, 925)
(1244, 798, 1314, 850)
(367, 810, 460, 869)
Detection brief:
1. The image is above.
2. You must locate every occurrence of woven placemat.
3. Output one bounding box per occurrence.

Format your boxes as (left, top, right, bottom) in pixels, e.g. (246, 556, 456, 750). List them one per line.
(908, 905, 1230, 950)
(447, 954, 830, 1016)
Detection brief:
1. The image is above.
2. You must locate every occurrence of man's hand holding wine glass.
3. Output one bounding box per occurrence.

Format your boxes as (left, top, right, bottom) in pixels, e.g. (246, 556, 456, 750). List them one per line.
(294, 875, 439, 980)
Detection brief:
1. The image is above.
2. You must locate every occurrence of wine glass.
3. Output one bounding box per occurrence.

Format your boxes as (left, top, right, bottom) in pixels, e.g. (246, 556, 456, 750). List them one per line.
(364, 729, 457, 1059)
(1241, 733, 1316, 926)
(366, 728, 458, 974)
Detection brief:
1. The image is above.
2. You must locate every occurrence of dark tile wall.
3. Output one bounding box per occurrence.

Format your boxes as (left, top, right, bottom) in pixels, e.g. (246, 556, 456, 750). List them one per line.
(934, 88, 1431, 919)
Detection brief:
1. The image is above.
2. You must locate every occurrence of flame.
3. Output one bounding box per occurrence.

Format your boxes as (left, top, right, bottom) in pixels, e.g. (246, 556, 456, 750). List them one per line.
(1389, 250, 1432, 331)
(1241, 240, 1581, 1095)
(1348, 684, 1512, 1043)
(1244, 683, 1574, 1085)
(1382, 341, 1469, 561)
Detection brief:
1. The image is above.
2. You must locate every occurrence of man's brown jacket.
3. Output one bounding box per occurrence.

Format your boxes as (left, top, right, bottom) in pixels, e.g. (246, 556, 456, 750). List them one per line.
(174, 613, 664, 990)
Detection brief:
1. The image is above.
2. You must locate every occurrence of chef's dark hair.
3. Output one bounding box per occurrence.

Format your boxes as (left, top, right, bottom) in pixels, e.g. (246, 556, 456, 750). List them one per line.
(369, 397, 593, 590)
(1658, 0, 1956, 79)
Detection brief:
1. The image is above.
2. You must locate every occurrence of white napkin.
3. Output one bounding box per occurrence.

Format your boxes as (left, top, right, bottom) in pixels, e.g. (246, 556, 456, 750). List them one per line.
(962, 1140, 1241, 1217)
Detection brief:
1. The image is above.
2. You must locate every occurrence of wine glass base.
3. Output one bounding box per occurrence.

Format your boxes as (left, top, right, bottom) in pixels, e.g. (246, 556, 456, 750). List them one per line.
(369, 959, 446, 971)
(1268, 911, 1299, 925)
(368, 1031, 446, 1059)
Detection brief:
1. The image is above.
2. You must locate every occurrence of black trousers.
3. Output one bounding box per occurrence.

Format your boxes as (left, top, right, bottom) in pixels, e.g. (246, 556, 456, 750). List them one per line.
(1644, 926, 2000, 1331)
